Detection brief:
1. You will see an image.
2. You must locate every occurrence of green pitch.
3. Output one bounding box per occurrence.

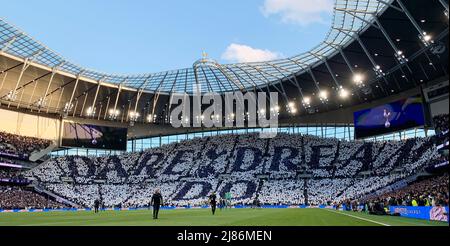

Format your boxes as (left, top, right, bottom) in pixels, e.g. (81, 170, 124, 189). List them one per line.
(0, 208, 447, 226)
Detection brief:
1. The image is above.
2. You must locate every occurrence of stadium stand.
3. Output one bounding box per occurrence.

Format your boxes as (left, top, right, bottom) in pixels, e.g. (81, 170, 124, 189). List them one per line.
(0, 132, 52, 160)
(0, 167, 27, 181)
(366, 173, 449, 207)
(24, 133, 445, 208)
(433, 114, 449, 134)
(0, 186, 66, 209)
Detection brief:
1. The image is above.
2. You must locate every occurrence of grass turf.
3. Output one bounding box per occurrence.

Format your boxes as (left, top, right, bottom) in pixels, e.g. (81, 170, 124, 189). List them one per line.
(0, 208, 447, 226)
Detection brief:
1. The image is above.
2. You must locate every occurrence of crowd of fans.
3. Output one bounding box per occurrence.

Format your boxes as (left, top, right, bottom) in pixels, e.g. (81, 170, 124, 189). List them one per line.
(336, 173, 449, 215)
(23, 132, 445, 208)
(0, 131, 52, 159)
(0, 167, 29, 184)
(366, 173, 449, 207)
(0, 186, 66, 209)
(433, 114, 449, 134)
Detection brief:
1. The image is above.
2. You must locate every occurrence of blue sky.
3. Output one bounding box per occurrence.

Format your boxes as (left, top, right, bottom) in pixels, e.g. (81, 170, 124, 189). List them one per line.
(1, 0, 334, 74)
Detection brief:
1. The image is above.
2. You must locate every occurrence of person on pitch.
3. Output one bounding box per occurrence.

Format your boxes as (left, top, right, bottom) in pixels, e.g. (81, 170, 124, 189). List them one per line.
(94, 198, 100, 214)
(209, 192, 217, 215)
(151, 189, 163, 219)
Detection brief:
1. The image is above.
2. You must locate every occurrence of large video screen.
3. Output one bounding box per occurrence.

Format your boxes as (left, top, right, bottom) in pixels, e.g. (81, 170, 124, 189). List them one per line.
(354, 95, 426, 139)
(61, 122, 128, 150)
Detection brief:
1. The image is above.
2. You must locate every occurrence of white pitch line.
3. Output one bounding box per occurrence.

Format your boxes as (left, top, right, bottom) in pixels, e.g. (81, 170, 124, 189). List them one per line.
(324, 209, 391, 226)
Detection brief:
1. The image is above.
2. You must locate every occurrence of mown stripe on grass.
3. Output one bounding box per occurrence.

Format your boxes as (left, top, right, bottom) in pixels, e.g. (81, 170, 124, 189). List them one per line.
(324, 209, 391, 226)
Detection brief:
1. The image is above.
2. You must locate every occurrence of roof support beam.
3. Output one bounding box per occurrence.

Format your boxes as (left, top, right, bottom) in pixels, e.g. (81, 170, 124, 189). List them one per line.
(336, 29, 389, 97)
(55, 87, 65, 114)
(338, 48, 355, 75)
(323, 60, 341, 88)
(0, 63, 23, 76)
(16, 72, 52, 93)
(0, 35, 19, 52)
(66, 73, 83, 115)
(218, 65, 246, 90)
(354, 35, 389, 95)
(113, 83, 123, 117)
(307, 68, 322, 92)
(36, 68, 58, 112)
(72, 98, 79, 118)
(307, 68, 329, 109)
(334, 8, 377, 15)
(285, 58, 323, 98)
(308, 52, 341, 88)
(338, 7, 411, 73)
(25, 73, 52, 110)
(200, 67, 215, 93)
(89, 79, 103, 117)
(395, 0, 428, 35)
(375, 0, 404, 13)
(244, 64, 289, 104)
(149, 72, 169, 122)
(103, 96, 111, 120)
(80, 92, 89, 117)
(264, 62, 306, 106)
(219, 68, 255, 120)
(166, 70, 181, 120)
(225, 67, 260, 92)
(232, 66, 272, 107)
(336, 48, 366, 100)
(5, 59, 31, 106)
(438, 0, 449, 12)
(0, 72, 7, 93)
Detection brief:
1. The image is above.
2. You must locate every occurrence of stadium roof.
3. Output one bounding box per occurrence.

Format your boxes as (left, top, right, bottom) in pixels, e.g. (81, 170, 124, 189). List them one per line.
(0, 0, 390, 94)
(0, 0, 448, 125)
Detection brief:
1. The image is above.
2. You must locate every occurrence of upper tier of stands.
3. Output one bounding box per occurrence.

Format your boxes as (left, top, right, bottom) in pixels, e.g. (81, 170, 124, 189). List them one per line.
(0, 131, 52, 160)
(25, 132, 445, 207)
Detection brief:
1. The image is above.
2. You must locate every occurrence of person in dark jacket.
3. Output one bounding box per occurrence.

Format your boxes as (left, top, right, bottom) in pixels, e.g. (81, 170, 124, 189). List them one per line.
(94, 199, 100, 213)
(151, 189, 163, 219)
(209, 192, 217, 215)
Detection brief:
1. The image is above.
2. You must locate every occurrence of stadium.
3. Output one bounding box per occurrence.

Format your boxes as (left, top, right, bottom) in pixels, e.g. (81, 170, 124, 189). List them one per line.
(0, 0, 449, 231)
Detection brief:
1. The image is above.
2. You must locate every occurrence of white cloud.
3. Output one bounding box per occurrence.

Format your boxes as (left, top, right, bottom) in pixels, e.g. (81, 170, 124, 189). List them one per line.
(221, 43, 283, 63)
(261, 0, 334, 26)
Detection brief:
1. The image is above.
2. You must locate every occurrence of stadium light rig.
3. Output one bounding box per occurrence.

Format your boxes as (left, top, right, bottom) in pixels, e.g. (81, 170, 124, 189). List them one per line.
(270, 106, 280, 116)
(338, 87, 349, 99)
(395, 50, 408, 64)
(419, 32, 434, 47)
(245, 112, 250, 121)
(226, 113, 235, 123)
(259, 108, 266, 115)
(5, 90, 18, 101)
(62, 102, 73, 118)
(373, 65, 385, 78)
(286, 102, 297, 115)
(147, 114, 157, 123)
(129, 111, 140, 126)
(36, 97, 46, 108)
(86, 106, 96, 117)
(353, 73, 365, 87)
(108, 109, 120, 120)
(210, 114, 221, 123)
(318, 90, 328, 102)
(302, 97, 311, 108)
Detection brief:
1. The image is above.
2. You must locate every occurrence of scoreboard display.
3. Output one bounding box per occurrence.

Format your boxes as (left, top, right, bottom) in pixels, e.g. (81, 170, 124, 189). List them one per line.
(354, 95, 426, 139)
(61, 122, 128, 151)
